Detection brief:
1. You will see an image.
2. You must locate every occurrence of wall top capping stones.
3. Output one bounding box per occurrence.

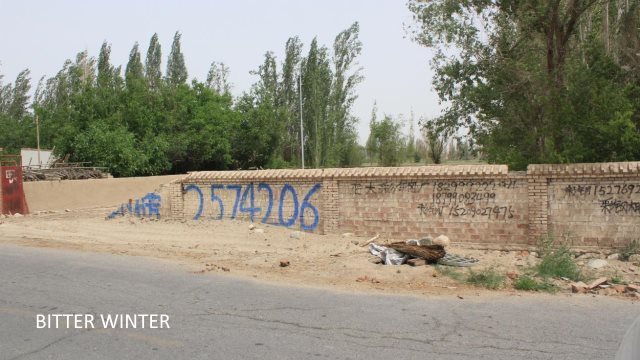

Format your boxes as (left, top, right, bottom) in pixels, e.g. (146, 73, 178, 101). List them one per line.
(179, 164, 509, 182)
(527, 161, 640, 177)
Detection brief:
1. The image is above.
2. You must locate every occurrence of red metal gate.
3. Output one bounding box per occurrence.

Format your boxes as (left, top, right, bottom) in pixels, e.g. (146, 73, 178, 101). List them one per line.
(0, 155, 29, 215)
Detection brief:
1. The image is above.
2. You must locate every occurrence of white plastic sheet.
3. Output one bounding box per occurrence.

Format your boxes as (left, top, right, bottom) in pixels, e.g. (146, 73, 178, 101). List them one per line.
(368, 243, 408, 265)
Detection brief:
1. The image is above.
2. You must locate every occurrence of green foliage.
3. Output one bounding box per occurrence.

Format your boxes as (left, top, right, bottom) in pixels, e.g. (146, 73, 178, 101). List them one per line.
(466, 267, 506, 290)
(366, 110, 404, 166)
(233, 93, 283, 169)
(145, 33, 162, 90)
(513, 275, 558, 293)
(72, 122, 146, 177)
(408, 0, 640, 169)
(620, 240, 640, 261)
(610, 272, 628, 285)
(513, 275, 537, 291)
(206, 62, 231, 95)
(1, 26, 365, 176)
(238, 23, 364, 169)
(0, 69, 35, 153)
(536, 236, 582, 281)
(166, 32, 187, 86)
(421, 118, 447, 164)
(434, 265, 465, 282)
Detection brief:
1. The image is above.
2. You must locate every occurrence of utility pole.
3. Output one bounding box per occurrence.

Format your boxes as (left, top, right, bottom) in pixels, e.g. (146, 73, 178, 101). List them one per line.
(299, 63, 305, 169)
(35, 114, 41, 167)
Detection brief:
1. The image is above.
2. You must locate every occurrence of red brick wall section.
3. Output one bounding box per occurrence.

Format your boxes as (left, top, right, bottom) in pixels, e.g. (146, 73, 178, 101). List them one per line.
(527, 174, 549, 244)
(168, 162, 640, 249)
(337, 173, 529, 245)
(530, 162, 640, 248)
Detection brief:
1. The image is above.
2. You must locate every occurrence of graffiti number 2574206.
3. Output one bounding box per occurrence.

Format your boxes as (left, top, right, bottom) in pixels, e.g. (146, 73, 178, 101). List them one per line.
(185, 183, 321, 231)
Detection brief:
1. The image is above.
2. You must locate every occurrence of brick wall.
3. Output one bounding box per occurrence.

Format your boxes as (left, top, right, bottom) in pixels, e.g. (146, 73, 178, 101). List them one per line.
(531, 163, 640, 248)
(337, 172, 529, 245)
(167, 162, 640, 249)
(178, 169, 325, 233)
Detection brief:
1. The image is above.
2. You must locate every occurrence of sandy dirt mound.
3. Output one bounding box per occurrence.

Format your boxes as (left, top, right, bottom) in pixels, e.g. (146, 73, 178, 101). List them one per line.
(1, 209, 638, 298)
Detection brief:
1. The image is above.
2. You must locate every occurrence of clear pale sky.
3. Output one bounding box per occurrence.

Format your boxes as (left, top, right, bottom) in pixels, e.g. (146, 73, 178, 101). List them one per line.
(0, 0, 440, 143)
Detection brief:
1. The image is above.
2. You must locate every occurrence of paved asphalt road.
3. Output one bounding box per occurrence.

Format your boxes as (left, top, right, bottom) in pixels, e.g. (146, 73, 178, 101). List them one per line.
(0, 244, 637, 360)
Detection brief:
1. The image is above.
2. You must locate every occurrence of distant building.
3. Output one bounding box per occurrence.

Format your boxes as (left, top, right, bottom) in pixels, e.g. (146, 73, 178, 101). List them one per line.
(20, 148, 56, 169)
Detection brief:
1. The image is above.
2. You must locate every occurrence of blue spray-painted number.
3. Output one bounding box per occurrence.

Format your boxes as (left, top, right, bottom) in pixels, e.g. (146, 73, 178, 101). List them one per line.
(257, 183, 273, 224)
(300, 183, 321, 231)
(278, 183, 299, 227)
(210, 184, 225, 220)
(239, 183, 261, 222)
(184, 182, 321, 230)
(184, 185, 203, 220)
(226, 184, 242, 219)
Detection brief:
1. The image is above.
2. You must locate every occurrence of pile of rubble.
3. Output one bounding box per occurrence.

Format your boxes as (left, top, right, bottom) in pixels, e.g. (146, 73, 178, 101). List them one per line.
(570, 277, 640, 298)
(367, 235, 480, 267)
(23, 167, 109, 181)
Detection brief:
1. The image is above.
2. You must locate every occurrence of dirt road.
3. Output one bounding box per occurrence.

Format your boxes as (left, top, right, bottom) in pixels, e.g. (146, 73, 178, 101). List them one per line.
(0, 209, 637, 298)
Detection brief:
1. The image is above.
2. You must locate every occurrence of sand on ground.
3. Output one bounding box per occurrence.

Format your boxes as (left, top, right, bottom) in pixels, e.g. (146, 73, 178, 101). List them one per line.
(1, 209, 638, 299)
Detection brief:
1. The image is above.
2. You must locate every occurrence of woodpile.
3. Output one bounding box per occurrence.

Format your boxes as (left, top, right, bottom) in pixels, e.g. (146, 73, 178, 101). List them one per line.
(385, 242, 446, 262)
(23, 167, 109, 181)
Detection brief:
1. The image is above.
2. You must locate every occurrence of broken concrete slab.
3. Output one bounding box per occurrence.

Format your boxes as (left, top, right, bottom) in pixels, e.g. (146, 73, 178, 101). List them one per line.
(587, 277, 608, 289)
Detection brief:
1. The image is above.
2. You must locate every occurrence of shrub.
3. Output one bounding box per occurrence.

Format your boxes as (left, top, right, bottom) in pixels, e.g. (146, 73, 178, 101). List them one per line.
(513, 275, 558, 293)
(434, 265, 465, 281)
(466, 267, 506, 290)
(536, 235, 582, 281)
(620, 240, 640, 261)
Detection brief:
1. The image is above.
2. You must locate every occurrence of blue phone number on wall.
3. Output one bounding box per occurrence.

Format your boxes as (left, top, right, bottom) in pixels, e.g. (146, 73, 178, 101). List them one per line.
(183, 183, 322, 231)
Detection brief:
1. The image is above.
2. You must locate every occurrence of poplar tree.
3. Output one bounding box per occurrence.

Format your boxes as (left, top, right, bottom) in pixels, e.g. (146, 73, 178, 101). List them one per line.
(8, 69, 31, 120)
(301, 38, 332, 168)
(166, 31, 187, 86)
(96, 41, 122, 122)
(124, 42, 151, 138)
(205, 61, 231, 95)
(327, 22, 363, 166)
(125, 42, 144, 88)
(280, 36, 303, 164)
(145, 33, 162, 90)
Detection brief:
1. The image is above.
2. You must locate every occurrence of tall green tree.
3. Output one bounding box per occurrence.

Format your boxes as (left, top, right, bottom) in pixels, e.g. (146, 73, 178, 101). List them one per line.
(125, 42, 144, 88)
(124, 42, 152, 138)
(0, 69, 33, 152)
(96, 41, 123, 123)
(279, 36, 304, 164)
(166, 31, 187, 86)
(366, 106, 403, 167)
(8, 69, 31, 121)
(145, 33, 162, 90)
(302, 38, 332, 168)
(407, 0, 640, 169)
(327, 22, 363, 166)
(205, 61, 231, 95)
(243, 52, 284, 166)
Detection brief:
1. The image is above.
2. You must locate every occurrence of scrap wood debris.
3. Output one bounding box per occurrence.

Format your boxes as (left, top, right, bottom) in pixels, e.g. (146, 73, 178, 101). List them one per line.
(359, 234, 380, 247)
(367, 235, 479, 267)
(385, 242, 446, 262)
(23, 166, 109, 181)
